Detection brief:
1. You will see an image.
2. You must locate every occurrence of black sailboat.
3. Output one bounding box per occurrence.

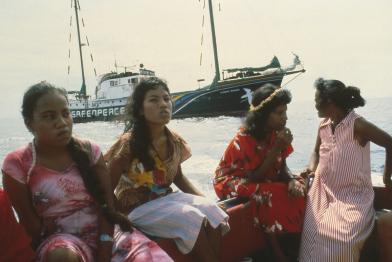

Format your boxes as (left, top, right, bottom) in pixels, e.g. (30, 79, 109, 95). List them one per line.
(170, 0, 305, 119)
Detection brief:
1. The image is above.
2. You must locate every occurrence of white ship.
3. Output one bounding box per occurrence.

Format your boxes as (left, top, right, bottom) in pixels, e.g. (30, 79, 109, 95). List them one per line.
(69, 65, 155, 122)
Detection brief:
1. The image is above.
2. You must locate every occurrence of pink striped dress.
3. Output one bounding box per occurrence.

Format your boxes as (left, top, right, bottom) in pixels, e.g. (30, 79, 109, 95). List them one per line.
(299, 110, 375, 262)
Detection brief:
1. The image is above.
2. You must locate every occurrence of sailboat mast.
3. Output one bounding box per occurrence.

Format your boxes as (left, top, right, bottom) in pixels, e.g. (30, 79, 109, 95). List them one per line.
(208, 0, 220, 82)
(74, 0, 86, 97)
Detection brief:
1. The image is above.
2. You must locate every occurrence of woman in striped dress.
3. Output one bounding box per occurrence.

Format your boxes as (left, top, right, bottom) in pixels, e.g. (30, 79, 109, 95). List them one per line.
(299, 78, 392, 262)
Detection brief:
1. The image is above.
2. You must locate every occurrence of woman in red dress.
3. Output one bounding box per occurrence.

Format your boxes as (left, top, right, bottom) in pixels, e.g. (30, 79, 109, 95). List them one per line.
(214, 84, 305, 261)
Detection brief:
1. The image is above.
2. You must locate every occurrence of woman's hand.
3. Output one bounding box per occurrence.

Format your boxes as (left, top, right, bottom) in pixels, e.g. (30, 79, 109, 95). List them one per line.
(275, 128, 293, 151)
(288, 179, 305, 197)
(383, 175, 392, 189)
(299, 168, 315, 179)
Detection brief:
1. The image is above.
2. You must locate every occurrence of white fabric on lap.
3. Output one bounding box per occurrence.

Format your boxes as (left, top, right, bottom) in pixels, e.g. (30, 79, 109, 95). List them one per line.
(128, 191, 230, 254)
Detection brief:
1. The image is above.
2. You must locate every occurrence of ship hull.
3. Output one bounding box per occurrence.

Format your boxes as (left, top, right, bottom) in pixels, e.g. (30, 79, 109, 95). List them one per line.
(171, 73, 284, 119)
(70, 73, 284, 123)
(70, 104, 126, 123)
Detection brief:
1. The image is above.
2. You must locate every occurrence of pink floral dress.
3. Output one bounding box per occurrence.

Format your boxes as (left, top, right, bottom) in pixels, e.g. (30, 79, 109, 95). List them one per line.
(2, 140, 172, 262)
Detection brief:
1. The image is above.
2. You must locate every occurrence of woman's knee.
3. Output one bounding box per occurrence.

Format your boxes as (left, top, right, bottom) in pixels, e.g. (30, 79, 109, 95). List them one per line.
(45, 247, 81, 262)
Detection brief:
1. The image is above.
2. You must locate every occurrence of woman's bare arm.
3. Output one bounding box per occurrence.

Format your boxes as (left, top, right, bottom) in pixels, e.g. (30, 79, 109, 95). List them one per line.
(248, 128, 293, 182)
(355, 117, 392, 188)
(173, 166, 205, 196)
(2, 174, 42, 248)
(308, 133, 321, 172)
(93, 155, 116, 262)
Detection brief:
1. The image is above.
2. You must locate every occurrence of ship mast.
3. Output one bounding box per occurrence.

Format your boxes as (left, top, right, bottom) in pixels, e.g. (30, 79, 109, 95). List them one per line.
(208, 0, 220, 83)
(74, 0, 86, 98)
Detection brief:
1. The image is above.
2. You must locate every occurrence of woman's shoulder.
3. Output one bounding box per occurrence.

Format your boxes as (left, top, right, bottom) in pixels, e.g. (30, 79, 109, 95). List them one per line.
(3, 144, 32, 167)
(2, 144, 32, 182)
(72, 136, 101, 153)
(70, 137, 102, 165)
(104, 132, 132, 162)
(72, 136, 98, 147)
(167, 128, 192, 161)
(233, 128, 255, 144)
(167, 129, 187, 144)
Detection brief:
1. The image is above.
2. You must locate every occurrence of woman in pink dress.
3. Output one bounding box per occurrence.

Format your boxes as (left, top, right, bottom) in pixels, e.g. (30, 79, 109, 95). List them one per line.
(2, 81, 172, 262)
(299, 78, 392, 261)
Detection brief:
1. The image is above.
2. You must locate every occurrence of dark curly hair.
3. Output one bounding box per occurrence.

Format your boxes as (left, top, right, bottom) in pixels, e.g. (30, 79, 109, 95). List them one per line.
(124, 77, 170, 171)
(243, 83, 292, 141)
(22, 81, 131, 231)
(314, 78, 365, 111)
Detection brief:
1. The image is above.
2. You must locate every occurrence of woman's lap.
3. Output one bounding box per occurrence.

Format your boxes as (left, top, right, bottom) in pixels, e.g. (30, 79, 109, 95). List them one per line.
(127, 192, 229, 254)
(37, 229, 173, 262)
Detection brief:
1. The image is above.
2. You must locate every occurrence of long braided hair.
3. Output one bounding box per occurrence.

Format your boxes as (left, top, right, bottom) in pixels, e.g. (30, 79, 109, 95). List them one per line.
(22, 81, 131, 231)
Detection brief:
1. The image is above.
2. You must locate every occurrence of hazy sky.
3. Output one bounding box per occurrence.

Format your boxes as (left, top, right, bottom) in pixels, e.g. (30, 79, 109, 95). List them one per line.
(1, 0, 391, 119)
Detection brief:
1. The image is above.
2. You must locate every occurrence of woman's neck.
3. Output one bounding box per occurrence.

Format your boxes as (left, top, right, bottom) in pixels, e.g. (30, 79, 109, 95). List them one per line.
(149, 124, 167, 142)
(34, 140, 68, 158)
(330, 109, 349, 127)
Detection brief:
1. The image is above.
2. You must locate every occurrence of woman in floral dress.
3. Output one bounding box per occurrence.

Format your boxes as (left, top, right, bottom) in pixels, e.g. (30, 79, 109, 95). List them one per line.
(214, 84, 305, 261)
(105, 77, 229, 262)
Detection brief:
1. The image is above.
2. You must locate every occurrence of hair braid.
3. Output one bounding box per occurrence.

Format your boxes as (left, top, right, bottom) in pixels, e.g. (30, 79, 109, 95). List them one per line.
(67, 138, 132, 231)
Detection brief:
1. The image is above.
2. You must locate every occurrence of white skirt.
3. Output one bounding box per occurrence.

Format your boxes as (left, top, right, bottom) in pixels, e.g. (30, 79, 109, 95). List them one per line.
(128, 191, 230, 254)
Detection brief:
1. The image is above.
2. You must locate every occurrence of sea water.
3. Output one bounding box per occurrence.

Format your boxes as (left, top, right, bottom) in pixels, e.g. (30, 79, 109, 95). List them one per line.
(1, 97, 390, 200)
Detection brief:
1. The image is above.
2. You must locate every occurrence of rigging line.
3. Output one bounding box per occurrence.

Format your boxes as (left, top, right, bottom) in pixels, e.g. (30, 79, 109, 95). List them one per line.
(67, 2, 74, 88)
(78, 10, 98, 77)
(199, 1, 208, 68)
(281, 71, 304, 88)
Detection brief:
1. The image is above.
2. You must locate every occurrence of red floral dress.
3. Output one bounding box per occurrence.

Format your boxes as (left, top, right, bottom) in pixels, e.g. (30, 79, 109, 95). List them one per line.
(214, 129, 305, 233)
